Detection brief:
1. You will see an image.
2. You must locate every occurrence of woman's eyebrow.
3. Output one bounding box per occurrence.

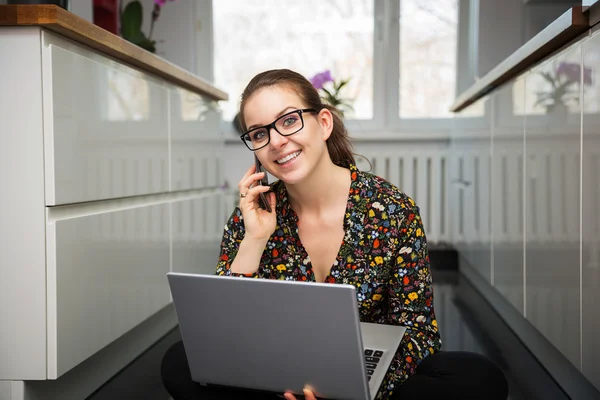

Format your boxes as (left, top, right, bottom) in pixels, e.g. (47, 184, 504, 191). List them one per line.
(247, 106, 298, 130)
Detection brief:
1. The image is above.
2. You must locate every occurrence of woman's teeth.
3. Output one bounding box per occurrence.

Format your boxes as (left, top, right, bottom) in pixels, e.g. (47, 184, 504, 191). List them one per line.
(276, 151, 300, 164)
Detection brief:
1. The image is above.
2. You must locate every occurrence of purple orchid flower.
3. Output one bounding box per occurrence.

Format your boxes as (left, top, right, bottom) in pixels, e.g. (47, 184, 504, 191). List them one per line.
(310, 70, 334, 90)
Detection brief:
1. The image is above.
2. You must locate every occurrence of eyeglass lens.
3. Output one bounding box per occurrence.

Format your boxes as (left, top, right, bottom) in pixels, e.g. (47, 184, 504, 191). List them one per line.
(243, 111, 304, 150)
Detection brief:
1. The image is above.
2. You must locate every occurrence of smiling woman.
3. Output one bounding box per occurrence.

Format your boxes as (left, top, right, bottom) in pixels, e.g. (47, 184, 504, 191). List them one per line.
(160, 68, 509, 400)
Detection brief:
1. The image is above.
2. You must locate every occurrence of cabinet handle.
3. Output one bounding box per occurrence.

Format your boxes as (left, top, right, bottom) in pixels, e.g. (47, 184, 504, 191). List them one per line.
(452, 179, 471, 187)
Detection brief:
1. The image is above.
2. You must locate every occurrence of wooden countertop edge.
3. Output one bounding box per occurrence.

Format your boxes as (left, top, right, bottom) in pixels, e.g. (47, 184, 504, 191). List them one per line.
(450, 6, 589, 113)
(0, 4, 228, 101)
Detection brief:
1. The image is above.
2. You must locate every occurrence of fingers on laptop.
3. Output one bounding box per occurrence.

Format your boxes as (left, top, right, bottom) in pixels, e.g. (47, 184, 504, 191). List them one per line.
(282, 388, 317, 400)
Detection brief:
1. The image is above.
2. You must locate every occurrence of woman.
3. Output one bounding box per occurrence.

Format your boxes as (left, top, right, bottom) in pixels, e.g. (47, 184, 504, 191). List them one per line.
(162, 69, 508, 400)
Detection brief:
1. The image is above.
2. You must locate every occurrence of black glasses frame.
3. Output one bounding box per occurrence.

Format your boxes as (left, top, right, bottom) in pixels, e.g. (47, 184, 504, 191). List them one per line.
(240, 108, 318, 151)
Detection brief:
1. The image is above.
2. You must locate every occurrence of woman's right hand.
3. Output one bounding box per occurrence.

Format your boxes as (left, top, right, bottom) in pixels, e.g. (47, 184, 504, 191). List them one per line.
(237, 164, 277, 241)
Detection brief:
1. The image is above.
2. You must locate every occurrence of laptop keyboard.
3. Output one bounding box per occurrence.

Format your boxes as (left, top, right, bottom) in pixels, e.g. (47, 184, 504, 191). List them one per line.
(364, 349, 384, 381)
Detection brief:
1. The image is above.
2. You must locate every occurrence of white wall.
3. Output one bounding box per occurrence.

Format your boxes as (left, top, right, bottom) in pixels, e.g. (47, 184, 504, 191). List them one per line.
(459, 0, 579, 89)
(476, 0, 524, 78)
(69, 0, 92, 22)
(137, 0, 213, 82)
(0, 1, 92, 21)
(523, 3, 580, 43)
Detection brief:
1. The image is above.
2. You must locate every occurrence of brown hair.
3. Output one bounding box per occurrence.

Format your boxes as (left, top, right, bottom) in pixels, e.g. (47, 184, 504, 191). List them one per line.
(239, 69, 356, 168)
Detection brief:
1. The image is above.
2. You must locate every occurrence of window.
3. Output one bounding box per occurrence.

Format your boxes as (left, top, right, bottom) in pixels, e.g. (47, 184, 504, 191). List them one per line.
(213, 0, 464, 134)
(213, 0, 373, 122)
(398, 0, 459, 119)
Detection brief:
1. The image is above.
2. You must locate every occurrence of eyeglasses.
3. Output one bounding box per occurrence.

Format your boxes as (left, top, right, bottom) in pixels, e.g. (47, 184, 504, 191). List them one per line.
(240, 108, 317, 151)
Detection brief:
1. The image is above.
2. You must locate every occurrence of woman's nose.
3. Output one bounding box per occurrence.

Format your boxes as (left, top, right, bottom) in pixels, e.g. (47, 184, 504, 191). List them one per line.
(268, 127, 288, 148)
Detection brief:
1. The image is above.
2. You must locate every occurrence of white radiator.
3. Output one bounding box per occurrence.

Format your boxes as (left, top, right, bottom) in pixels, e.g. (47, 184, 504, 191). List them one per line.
(356, 151, 451, 245)
(219, 141, 599, 248)
(222, 149, 452, 245)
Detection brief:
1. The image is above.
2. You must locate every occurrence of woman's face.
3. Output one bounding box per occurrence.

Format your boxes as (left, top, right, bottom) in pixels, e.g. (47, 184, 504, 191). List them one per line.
(243, 85, 333, 184)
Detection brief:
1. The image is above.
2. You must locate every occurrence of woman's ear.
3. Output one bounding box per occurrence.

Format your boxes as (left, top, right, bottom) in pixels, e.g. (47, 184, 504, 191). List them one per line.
(317, 108, 334, 141)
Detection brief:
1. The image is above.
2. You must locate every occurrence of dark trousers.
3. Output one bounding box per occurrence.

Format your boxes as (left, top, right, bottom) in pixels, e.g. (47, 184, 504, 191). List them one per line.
(161, 341, 508, 400)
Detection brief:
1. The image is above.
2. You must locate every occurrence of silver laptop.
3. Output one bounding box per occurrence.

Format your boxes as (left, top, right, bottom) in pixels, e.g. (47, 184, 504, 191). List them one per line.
(167, 272, 406, 400)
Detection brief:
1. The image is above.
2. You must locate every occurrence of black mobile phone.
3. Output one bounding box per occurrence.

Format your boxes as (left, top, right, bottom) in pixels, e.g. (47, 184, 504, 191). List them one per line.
(254, 156, 272, 213)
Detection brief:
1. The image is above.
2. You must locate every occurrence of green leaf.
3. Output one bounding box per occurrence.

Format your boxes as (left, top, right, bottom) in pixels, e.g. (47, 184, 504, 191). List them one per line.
(137, 36, 156, 53)
(121, 1, 144, 43)
(342, 102, 354, 111)
(321, 87, 334, 98)
(336, 78, 350, 91)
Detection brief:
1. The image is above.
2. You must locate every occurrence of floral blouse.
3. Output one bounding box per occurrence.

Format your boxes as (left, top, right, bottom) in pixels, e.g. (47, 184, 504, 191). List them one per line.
(215, 164, 441, 399)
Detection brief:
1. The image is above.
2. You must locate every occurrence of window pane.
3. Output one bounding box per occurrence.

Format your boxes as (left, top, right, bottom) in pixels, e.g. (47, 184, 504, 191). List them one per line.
(213, 0, 373, 121)
(399, 0, 458, 119)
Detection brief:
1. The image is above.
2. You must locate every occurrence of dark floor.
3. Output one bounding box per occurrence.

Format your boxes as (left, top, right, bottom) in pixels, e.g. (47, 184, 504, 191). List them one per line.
(86, 268, 569, 400)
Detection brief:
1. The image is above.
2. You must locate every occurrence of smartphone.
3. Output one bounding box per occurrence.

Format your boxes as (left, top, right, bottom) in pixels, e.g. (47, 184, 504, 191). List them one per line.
(254, 155, 272, 213)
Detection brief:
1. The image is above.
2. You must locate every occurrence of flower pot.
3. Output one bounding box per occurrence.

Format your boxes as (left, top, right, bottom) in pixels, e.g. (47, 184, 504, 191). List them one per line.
(7, 0, 70, 9)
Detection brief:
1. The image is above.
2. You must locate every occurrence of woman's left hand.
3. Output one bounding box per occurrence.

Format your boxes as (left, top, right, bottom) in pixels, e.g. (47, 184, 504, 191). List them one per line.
(283, 388, 317, 400)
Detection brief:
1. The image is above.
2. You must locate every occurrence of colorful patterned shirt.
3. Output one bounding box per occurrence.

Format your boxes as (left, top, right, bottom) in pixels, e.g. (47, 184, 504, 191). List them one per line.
(215, 164, 442, 399)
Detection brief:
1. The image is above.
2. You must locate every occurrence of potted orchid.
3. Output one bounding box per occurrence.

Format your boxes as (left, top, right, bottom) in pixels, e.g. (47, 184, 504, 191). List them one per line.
(120, 0, 175, 53)
(309, 70, 354, 117)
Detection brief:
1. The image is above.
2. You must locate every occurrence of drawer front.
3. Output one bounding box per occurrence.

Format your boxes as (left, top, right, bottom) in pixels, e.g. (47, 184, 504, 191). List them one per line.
(47, 204, 171, 377)
(171, 194, 227, 275)
(43, 33, 169, 205)
(171, 87, 224, 191)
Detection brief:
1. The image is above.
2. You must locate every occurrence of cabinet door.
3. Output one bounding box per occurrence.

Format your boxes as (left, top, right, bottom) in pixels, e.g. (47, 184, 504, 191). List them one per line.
(524, 45, 582, 369)
(170, 86, 224, 191)
(42, 32, 169, 205)
(492, 77, 526, 315)
(171, 194, 226, 275)
(582, 30, 600, 392)
(46, 204, 171, 378)
(451, 95, 492, 283)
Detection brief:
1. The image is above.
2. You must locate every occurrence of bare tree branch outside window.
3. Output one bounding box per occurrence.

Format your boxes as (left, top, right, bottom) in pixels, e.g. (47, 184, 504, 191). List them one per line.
(400, 0, 458, 118)
(214, 0, 373, 121)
